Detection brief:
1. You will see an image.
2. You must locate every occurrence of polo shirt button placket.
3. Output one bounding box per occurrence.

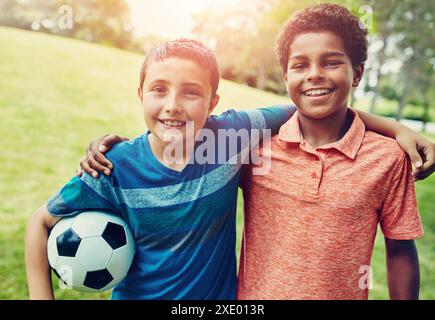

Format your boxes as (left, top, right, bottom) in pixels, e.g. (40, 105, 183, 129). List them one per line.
(312, 155, 322, 195)
(311, 154, 320, 179)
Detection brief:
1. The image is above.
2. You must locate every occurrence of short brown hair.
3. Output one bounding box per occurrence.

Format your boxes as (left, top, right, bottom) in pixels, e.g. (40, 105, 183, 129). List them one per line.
(276, 3, 368, 75)
(139, 38, 220, 96)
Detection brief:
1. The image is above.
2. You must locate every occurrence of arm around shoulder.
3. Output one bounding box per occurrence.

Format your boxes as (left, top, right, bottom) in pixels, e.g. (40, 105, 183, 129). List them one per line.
(355, 109, 435, 180)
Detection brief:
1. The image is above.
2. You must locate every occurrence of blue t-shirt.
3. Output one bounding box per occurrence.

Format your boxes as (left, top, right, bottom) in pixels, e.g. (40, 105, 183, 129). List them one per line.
(47, 105, 296, 300)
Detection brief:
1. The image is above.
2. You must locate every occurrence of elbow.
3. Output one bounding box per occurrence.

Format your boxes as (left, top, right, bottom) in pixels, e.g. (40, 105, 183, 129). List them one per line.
(27, 207, 45, 231)
(25, 206, 50, 242)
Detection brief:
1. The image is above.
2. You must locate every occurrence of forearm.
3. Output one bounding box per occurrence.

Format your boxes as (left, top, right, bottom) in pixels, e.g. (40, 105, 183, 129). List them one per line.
(25, 207, 55, 300)
(354, 109, 408, 139)
(385, 238, 420, 300)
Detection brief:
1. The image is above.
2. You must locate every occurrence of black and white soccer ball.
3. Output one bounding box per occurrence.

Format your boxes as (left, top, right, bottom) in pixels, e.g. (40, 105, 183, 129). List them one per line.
(47, 210, 135, 293)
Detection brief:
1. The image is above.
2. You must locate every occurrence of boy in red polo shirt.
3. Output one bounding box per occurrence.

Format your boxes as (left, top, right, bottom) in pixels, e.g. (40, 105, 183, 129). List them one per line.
(237, 4, 423, 299)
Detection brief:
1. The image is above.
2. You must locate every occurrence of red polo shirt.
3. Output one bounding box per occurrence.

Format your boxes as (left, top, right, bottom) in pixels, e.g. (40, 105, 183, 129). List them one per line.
(237, 110, 423, 300)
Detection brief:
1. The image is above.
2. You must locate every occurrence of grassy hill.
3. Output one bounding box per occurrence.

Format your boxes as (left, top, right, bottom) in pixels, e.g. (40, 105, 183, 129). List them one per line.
(0, 26, 433, 300)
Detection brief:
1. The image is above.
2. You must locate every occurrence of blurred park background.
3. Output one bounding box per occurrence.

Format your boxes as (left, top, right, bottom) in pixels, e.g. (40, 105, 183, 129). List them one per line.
(0, 0, 433, 299)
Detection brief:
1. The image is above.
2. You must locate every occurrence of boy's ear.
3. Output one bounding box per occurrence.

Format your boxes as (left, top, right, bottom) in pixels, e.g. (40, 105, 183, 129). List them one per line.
(352, 64, 364, 87)
(208, 94, 220, 115)
(137, 87, 143, 102)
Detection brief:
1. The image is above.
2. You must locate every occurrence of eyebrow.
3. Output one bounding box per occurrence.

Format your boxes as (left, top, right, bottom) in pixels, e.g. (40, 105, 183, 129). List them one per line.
(321, 51, 346, 58)
(148, 79, 203, 87)
(148, 79, 170, 86)
(181, 82, 204, 88)
(289, 51, 346, 61)
(147, 80, 206, 94)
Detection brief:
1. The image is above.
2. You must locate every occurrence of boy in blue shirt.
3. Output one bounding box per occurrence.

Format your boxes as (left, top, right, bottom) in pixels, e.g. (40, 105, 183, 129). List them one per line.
(25, 39, 296, 300)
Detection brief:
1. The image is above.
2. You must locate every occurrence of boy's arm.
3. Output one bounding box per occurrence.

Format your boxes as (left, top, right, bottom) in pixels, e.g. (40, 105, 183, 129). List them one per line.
(385, 238, 420, 300)
(25, 205, 61, 300)
(77, 106, 297, 178)
(78, 108, 435, 181)
(355, 109, 435, 180)
(26, 171, 121, 299)
(380, 151, 422, 300)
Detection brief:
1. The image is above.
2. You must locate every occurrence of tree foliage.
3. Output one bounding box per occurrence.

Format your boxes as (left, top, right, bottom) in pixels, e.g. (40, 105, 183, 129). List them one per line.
(0, 0, 134, 49)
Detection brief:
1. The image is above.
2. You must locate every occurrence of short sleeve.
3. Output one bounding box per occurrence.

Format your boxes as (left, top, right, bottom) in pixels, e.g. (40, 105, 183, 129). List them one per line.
(47, 172, 120, 218)
(380, 154, 423, 240)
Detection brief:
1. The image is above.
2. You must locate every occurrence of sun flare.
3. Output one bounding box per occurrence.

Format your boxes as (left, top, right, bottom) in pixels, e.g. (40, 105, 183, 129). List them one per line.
(126, 0, 238, 38)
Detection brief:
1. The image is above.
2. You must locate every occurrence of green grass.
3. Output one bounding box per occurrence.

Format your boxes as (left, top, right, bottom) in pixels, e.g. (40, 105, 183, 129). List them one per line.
(352, 96, 435, 124)
(0, 26, 433, 300)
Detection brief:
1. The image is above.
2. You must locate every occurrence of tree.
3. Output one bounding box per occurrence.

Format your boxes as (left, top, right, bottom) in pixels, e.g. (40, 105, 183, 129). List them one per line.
(375, 0, 434, 121)
(364, 0, 404, 114)
(0, 0, 134, 49)
(192, 0, 271, 87)
(362, 0, 434, 122)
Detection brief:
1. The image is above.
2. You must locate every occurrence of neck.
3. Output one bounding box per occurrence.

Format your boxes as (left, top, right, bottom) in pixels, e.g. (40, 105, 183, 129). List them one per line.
(298, 107, 351, 148)
(148, 133, 191, 171)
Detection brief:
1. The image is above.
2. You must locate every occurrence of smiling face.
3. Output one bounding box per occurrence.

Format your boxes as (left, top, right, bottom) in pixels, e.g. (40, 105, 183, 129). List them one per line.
(139, 57, 219, 148)
(285, 32, 363, 119)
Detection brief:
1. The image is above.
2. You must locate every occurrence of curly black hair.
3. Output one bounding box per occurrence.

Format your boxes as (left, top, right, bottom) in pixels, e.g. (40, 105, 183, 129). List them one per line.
(276, 3, 368, 75)
(139, 38, 220, 96)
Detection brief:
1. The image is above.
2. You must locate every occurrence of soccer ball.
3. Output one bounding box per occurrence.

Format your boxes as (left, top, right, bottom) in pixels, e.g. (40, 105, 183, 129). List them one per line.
(47, 210, 135, 293)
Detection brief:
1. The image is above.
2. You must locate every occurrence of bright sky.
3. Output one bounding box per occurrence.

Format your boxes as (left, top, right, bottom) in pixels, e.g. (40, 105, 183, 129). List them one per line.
(126, 0, 238, 38)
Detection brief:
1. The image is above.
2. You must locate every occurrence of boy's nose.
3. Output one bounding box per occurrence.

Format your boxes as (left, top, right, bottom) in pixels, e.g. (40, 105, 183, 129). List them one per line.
(307, 65, 325, 82)
(164, 96, 182, 115)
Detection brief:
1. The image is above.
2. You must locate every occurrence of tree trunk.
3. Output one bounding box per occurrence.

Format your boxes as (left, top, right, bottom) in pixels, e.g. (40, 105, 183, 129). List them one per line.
(257, 65, 266, 90)
(422, 95, 429, 133)
(396, 73, 410, 121)
(369, 71, 381, 114)
(369, 37, 387, 114)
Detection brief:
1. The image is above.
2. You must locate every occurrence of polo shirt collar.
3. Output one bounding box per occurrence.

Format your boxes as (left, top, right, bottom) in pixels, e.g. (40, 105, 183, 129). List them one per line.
(278, 109, 366, 159)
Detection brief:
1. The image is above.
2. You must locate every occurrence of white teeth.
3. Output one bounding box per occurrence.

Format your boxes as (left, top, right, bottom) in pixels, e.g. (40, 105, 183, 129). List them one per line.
(304, 88, 332, 96)
(162, 120, 186, 127)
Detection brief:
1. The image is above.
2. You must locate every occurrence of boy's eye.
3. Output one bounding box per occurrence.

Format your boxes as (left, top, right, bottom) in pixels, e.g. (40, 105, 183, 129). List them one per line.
(291, 63, 307, 70)
(184, 89, 201, 96)
(324, 61, 342, 67)
(151, 86, 167, 93)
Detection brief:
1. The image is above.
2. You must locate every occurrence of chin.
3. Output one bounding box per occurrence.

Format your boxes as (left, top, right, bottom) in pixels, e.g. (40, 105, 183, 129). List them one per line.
(300, 104, 346, 120)
(299, 109, 332, 120)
